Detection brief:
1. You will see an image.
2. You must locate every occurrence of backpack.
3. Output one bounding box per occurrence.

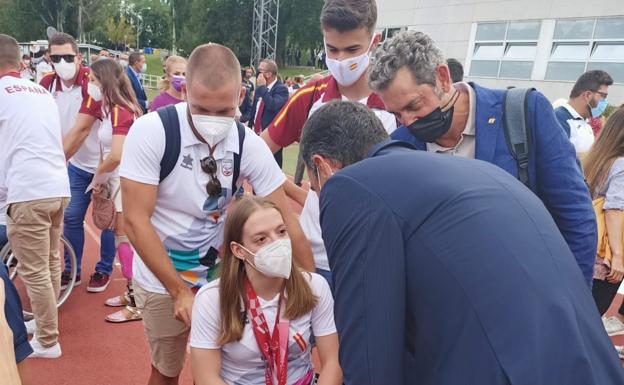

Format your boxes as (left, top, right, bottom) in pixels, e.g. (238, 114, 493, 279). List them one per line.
(503, 88, 535, 188)
(156, 105, 245, 191)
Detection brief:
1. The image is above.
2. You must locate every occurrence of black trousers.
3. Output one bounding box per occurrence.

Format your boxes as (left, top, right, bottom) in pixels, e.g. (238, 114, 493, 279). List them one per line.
(593, 279, 622, 316)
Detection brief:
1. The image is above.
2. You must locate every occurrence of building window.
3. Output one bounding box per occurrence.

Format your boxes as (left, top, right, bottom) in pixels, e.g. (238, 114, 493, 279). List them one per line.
(470, 21, 540, 79)
(546, 17, 624, 83)
(381, 27, 406, 41)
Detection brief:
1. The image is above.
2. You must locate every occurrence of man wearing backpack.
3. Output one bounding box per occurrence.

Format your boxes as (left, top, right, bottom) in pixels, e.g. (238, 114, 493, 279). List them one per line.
(370, 30, 597, 287)
(120, 43, 312, 385)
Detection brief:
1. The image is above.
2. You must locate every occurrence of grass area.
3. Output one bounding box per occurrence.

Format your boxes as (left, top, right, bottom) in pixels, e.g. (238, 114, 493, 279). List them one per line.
(279, 66, 323, 80)
(145, 54, 164, 77)
(283, 144, 302, 178)
(146, 88, 159, 102)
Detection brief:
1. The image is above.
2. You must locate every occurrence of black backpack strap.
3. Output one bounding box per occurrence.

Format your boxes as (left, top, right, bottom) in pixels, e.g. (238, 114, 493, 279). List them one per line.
(503, 88, 534, 187)
(157, 105, 182, 183)
(232, 122, 246, 192)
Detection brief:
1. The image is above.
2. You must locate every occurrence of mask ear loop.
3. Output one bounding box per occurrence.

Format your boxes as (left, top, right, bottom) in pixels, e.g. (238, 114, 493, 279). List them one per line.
(440, 88, 461, 113)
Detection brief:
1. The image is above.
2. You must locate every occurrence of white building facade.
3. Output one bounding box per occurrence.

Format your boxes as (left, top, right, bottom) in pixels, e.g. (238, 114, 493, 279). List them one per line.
(377, 0, 624, 103)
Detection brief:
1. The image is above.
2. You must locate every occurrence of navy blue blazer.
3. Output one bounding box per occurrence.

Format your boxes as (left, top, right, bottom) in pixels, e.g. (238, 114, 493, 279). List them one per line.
(243, 80, 289, 131)
(320, 141, 624, 385)
(392, 83, 597, 285)
(126, 66, 147, 113)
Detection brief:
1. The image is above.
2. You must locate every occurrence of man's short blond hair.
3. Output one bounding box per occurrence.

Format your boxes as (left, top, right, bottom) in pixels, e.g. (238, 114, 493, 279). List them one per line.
(0, 34, 20, 70)
(187, 43, 241, 91)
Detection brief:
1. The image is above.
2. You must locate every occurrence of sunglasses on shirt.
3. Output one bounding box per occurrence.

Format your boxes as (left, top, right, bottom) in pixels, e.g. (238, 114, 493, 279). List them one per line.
(200, 156, 222, 197)
(50, 54, 76, 64)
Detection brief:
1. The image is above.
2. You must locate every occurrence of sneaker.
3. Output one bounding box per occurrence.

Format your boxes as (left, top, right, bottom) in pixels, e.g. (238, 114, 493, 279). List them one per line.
(60, 271, 81, 290)
(615, 345, 624, 360)
(87, 272, 110, 293)
(29, 338, 61, 359)
(603, 316, 624, 336)
(24, 319, 36, 335)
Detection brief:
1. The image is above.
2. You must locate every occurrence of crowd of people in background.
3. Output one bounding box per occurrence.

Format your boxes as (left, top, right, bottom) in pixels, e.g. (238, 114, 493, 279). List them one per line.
(2, 0, 624, 384)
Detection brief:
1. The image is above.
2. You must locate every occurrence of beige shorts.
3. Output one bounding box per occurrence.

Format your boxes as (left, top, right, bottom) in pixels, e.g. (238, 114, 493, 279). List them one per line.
(107, 176, 122, 212)
(133, 282, 190, 378)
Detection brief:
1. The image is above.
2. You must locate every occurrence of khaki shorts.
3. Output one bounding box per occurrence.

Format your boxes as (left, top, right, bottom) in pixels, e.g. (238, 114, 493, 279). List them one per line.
(133, 282, 189, 378)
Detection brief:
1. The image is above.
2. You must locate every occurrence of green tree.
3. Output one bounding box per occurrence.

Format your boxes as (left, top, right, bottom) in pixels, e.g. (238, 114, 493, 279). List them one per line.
(179, 0, 254, 61)
(105, 16, 136, 49)
(132, 0, 173, 49)
(277, 0, 324, 66)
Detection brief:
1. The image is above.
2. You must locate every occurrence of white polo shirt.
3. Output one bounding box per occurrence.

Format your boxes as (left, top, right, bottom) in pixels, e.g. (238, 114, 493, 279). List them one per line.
(297, 82, 397, 272)
(35, 60, 53, 83)
(190, 272, 336, 384)
(0, 73, 70, 204)
(120, 102, 286, 294)
(560, 103, 595, 153)
(41, 67, 102, 174)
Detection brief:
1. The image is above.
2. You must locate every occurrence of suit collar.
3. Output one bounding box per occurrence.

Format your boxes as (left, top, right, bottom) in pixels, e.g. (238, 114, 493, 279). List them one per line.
(266, 78, 278, 91)
(367, 140, 416, 158)
(127, 66, 139, 80)
(469, 82, 503, 164)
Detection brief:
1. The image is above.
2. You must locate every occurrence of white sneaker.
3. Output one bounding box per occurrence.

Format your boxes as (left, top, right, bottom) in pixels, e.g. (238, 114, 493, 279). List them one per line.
(29, 338, 62, 359)
(603, 316, 624, 336)
(24, 319, 36, 335)
(615, 345, 624, 360)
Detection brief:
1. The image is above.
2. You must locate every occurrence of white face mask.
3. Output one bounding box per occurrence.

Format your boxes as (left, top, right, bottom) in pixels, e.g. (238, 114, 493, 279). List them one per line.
(141, 63, 147, 73)
(191, 114, 234, 147)
(119, 60, 129, 69)
(54, 59, 77, 81)
(87, 82, 103, 102)
(325, 35, 375, 87)
(239, 238, 293, 279)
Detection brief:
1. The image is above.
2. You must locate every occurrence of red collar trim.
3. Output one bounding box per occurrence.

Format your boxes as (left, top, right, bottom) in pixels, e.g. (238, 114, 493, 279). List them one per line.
(0, 72, 21, 80)
(321, 75, 387, 110)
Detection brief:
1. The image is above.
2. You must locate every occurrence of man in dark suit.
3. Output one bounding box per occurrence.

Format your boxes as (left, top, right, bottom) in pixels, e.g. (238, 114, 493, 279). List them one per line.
(126, 52, 148, 113)
(299, 100, 624, 385)
(242, 59, 289, 167)
(369, 30, 597, 286)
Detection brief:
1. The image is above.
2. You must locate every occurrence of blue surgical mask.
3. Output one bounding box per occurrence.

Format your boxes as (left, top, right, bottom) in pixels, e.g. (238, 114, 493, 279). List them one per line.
(591, 99, 608, 118)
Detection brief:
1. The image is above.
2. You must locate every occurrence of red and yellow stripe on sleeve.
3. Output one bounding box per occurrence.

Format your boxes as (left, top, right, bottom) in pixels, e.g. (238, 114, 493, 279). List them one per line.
(273, 83, 327, 127)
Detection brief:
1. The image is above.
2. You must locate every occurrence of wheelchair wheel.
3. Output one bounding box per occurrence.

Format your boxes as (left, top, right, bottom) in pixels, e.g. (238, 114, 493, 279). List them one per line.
(1, 235, 78, 315)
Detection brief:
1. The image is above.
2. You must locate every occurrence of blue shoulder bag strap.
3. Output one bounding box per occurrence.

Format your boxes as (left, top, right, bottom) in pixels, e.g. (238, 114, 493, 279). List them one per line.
(232, 122, 246, 192)
(157, 105, 182, 183)
(503, 88, 534, 188)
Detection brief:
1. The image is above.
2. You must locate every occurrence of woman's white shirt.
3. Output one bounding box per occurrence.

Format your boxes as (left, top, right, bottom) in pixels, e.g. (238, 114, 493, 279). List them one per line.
(190, 272, 336, 385)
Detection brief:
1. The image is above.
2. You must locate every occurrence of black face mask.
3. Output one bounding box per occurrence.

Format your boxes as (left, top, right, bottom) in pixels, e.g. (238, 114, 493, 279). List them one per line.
(407, 91, 459, 143)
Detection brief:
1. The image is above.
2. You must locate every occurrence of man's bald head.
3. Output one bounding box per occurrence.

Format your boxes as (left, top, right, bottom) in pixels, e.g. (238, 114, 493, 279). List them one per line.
(187, 43, 241, 93)
(0, 34, 20, 72)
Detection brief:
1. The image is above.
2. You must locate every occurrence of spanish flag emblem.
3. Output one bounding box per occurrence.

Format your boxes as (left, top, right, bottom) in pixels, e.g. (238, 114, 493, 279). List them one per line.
(348, 63, 358, 71)
(293, 332, 307, 351)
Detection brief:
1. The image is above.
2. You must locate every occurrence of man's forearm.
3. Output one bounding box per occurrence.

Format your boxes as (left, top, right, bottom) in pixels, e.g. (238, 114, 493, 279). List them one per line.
(63, 113, 96, 160)
(284, 215, 314, 271)
(125, 217, 187, 295)
(63, 128, 91, 160)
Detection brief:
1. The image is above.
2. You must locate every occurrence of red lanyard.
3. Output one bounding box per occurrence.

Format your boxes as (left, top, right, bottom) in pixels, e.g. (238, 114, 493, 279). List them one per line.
(244, 277, 289, 385)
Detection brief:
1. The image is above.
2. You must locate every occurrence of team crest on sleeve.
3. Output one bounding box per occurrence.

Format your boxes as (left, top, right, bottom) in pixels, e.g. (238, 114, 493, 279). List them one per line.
(221, 159, 233, 177)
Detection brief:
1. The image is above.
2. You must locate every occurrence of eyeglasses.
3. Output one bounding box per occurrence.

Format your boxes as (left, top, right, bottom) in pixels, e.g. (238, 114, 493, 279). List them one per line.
(592, 90, 608, 99)
(200, 155, 222, 197)
(50, 54, 76, 64)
